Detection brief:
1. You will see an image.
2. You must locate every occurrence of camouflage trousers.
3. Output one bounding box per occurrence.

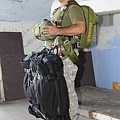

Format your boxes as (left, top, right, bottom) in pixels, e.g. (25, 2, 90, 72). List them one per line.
(63, 57, 79, 120)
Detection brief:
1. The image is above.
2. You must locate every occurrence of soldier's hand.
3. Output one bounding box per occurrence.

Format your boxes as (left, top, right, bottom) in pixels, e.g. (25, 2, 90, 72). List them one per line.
(43, 21, 59, 36)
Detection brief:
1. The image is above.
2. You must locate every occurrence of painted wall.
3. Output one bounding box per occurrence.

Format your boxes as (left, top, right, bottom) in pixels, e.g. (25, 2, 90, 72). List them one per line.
(92, 14, 120, 89)
(1, 0, 120, 89)
(0, 0, 53, 54)
(52, 0, 120, 89)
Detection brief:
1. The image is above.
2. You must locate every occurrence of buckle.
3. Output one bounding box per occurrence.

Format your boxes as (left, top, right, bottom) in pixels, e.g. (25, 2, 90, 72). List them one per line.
(77, 42, 80, 48)
(64, 39, 69, 44)
(72, 42, 80, 49)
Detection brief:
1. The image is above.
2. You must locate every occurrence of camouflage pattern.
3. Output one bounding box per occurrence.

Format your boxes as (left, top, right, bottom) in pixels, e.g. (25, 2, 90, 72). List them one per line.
(63, 57, 79, 120)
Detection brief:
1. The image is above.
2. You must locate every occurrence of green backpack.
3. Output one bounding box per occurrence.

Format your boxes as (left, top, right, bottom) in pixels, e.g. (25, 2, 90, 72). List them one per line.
(55, 1, 98, 64)
(80, 5, 98, 50)
(66, 0, 98, 50)
(56, 1, 98, 51)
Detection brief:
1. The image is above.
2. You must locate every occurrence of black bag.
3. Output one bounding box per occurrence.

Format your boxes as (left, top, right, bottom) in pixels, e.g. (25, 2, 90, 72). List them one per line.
(20, 47, 71, 120)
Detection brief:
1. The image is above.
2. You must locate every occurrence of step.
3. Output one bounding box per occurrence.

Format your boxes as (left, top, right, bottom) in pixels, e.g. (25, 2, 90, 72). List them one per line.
(76, 86, 120, 120)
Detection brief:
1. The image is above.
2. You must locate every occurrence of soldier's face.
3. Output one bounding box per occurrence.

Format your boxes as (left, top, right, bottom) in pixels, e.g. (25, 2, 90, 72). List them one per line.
(58, 0, 64, 3)
(58, 0, 68, 3)
(58, 0, 69, 5)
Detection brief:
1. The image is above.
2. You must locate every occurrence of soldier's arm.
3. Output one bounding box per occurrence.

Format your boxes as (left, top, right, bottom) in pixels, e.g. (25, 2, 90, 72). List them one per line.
(43, 21, 85, 36)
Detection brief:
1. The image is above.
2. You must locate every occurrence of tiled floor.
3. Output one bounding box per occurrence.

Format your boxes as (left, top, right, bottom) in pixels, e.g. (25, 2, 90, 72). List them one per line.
(0, 99, 94, 120)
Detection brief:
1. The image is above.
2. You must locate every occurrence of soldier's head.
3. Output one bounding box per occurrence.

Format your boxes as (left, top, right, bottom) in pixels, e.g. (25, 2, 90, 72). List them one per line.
(58, 0, 70, 6)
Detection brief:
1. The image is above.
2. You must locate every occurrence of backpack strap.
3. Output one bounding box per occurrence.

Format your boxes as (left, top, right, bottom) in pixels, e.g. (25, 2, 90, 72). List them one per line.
(52, 2, 80, 65)
(58, 36, 79, 65)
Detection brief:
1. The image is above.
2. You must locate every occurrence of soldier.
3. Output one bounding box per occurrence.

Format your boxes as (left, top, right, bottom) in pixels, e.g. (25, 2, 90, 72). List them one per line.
(43, 0, 86, 119)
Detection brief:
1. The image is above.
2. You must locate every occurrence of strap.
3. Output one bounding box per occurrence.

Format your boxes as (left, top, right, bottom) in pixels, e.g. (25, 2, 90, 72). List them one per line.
(53, 6, 68, 28)
(20, 53, 35, 69)
(58, 36, 79, 65)
(52, 1, 80, 65)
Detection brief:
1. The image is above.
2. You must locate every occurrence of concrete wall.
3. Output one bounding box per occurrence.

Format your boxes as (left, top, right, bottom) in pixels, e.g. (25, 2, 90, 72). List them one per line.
(0, 0, 53, 54)
(1, 0, 120, 90)
(92, 14, 120, 89)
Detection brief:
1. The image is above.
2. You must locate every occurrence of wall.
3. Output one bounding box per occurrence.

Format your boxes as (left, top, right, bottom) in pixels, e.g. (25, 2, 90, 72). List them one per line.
(92, 14, 120, 89)
(0, 0, 53, 54)
(1, 0, 120, 90)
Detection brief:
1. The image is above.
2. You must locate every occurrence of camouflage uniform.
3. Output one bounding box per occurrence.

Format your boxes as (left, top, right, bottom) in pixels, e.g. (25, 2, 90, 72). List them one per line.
(63, 57, 79, 120)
